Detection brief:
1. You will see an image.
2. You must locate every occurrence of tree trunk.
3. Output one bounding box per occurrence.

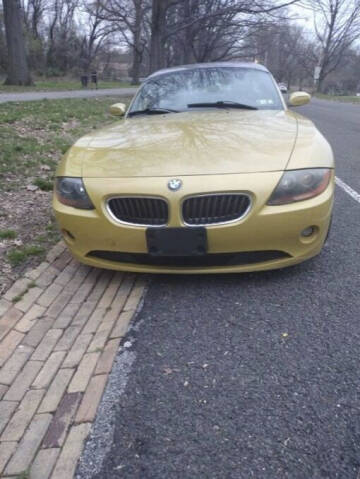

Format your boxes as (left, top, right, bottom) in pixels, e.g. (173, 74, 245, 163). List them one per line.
(131, 0, 143, 84)
(317, 75, 325, 93)
(182, 0, 195, 64)
(131, 46, 142, 85)
(3, 0, 33, 85)
(150, 0, 167, 73)
(316, 64, 326, 93)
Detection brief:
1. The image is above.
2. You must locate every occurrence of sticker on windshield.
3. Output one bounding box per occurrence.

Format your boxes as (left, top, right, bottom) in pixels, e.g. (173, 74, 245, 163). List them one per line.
(257, 99, 274, 105)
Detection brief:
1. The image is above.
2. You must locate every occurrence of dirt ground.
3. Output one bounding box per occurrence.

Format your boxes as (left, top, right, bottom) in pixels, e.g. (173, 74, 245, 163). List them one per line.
(0, 188, 55, 294)
(0, 96, 130, 295)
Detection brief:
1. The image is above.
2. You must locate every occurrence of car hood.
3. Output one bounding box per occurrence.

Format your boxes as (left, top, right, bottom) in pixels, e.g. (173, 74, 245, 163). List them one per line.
(70, 110, 298, 178)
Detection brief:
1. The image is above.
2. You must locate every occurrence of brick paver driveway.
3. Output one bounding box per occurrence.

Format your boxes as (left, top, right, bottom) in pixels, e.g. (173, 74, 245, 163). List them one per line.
(0, 242, 145, 478)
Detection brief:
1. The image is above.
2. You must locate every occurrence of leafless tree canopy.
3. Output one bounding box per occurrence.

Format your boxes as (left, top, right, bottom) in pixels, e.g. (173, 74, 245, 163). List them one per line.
(1, 0, 360, 91)
(305, 0, 360, 91)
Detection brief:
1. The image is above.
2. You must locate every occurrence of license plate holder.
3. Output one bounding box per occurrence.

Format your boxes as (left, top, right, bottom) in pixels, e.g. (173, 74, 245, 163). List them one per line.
(146, 227, 207, 256)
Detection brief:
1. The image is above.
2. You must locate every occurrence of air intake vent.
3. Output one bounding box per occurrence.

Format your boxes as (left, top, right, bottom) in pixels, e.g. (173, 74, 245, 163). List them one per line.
(88, 250, 290, 267)
(108, 197, 168, 226)
(182, 194, 251, 225)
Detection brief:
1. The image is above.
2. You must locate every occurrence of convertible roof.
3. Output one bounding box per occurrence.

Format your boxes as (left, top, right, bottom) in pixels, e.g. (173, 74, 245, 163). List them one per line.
(148, 62, 269, 79)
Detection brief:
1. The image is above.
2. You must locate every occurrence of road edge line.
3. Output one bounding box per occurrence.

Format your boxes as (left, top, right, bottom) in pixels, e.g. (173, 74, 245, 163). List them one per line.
(335, 176, 360, 204)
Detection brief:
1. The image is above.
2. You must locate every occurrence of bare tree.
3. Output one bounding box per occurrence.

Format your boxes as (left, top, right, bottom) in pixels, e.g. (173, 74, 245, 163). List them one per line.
(79, 1, 115, 74)
(98, 0, 150, 84)
(149, 0, 168, 71)
(306, 0, 360, 91)
(0, 7, 7, 73)
(167, 0, 253, 64)
(148, 0, 302, 73)
(2, 0, 33, 85)
(256, 21, 316, 87)
(23, 0, 46, 38)
(46, 0, 78, 73)
(86, 0, 302, 82)
(175, 1, 273, 64)
(21, 0, 48, 73)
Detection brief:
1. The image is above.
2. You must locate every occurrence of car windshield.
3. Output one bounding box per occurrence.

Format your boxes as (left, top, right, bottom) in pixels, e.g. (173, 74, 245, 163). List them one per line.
(129, 66, 283, 114)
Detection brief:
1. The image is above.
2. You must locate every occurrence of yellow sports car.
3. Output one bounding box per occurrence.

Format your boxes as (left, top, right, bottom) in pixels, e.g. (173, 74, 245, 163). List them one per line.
(53, 62, 334, 274)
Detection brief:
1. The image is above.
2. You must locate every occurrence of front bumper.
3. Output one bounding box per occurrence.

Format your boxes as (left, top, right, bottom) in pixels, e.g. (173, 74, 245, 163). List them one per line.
(53, 172, 334, 274)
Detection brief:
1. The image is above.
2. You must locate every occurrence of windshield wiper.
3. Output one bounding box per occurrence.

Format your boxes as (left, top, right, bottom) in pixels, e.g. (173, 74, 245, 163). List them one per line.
(187, 101, 258, 110)
(128, 107, 179, 117)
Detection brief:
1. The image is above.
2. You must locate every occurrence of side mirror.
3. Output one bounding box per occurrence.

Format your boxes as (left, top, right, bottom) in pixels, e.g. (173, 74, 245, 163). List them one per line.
(109, 103, 126, 116)
(288, 91, 311, 107)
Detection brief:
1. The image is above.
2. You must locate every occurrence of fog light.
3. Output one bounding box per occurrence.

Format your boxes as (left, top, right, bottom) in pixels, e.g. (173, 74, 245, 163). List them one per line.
(301, 226, 315, 237)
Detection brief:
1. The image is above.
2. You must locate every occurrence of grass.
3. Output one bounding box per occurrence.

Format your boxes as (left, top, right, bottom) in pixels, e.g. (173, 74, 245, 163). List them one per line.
(0, 78, 136, 93)
(0, 95, 132, 190)
(33, 177, 54, 191)
(0, 229, 16, 239)
(315, 93, 360, 103)
(16, 471, 30, 479)
(8, 245, 45, 267)
(0, 94, 133, 281)
(12, 281, 36, 303)
(36, 225, 59, 244)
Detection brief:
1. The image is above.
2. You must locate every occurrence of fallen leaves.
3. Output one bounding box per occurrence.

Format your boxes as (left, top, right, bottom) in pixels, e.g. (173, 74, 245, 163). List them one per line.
(26, 184, 39, 192)
(162, 366, 180, 375)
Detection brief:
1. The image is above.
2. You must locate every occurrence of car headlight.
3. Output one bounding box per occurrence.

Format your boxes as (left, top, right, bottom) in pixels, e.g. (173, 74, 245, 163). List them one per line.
(267, 168, 331, 205)
(55, 177, 94, 209)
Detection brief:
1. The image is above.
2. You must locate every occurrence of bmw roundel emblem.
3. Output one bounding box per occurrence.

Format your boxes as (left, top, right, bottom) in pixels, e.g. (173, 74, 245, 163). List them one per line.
(167, 178, 182, 191)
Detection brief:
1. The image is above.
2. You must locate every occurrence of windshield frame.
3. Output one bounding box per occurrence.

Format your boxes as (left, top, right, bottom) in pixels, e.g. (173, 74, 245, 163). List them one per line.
(127, 66, 286, 117)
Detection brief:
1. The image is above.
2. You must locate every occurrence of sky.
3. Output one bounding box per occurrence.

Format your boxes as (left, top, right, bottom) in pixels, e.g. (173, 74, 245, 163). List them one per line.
(290, 3, 316, 35)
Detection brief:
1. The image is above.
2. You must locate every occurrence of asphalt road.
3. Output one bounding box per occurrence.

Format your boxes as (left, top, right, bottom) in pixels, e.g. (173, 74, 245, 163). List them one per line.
(0, 87, 137, 103)
(77, 98, 360, 479)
